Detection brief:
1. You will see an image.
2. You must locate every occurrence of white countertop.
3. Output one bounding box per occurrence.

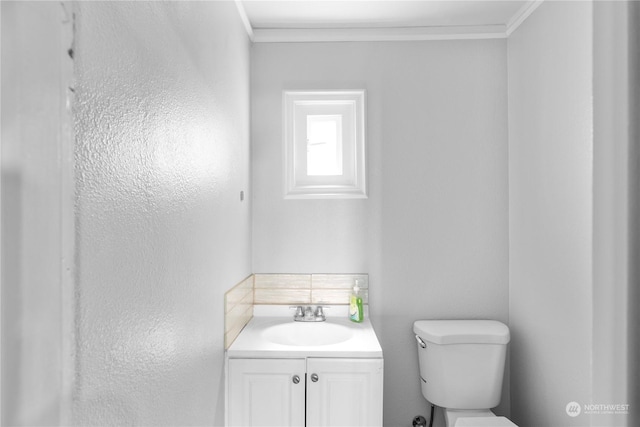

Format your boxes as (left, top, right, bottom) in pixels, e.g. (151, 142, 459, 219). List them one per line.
(226, 307, 383, 358)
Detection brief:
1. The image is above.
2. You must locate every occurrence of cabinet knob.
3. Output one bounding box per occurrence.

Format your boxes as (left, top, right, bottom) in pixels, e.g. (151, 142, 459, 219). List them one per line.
(292, 375, 300, 384)
(310, 373, 319, 382)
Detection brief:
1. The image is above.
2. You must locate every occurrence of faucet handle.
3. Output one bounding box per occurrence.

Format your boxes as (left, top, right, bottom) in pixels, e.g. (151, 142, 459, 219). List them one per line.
(314, 306, 326, 320)
(290, 306, 304, 320)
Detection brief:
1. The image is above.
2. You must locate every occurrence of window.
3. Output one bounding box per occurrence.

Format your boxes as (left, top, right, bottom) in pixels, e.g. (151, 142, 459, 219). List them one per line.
(306, 114, 343, 176)
(283, 90, 366, 199)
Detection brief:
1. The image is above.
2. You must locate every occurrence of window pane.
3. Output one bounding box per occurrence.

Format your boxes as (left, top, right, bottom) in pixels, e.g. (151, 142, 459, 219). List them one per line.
(307, 115, 342, 176)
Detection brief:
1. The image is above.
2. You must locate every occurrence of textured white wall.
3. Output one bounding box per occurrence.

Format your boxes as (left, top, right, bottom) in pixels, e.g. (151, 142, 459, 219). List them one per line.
(251, 40, 509, 426)
(73, 2, 250, 425)
(508, 2, 594, 426)
(1, 2, 74, 425)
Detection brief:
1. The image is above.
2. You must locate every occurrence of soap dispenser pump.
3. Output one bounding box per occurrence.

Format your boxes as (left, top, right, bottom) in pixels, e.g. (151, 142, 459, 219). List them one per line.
(349, 280, 364, 323)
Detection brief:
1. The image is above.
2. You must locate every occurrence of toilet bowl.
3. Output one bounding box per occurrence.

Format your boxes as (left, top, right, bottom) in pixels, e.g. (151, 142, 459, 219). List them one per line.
(446, 409, 515, 427)
(413, 320, 518, 427)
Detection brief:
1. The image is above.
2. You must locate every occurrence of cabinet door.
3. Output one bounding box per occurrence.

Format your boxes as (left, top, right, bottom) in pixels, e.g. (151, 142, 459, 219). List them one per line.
(306, 358, 384, 427)
(228, 358, 306, 427)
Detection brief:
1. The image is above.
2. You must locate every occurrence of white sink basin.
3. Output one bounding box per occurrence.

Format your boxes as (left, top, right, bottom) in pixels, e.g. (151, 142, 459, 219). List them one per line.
(261, 321, 355, 346)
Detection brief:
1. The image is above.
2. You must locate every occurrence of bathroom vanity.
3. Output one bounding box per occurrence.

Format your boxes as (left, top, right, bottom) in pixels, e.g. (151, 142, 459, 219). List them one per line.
(225, 307, 383, 427)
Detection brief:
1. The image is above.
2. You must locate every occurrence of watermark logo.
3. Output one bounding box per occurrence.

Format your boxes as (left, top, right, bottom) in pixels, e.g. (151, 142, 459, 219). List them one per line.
(566, 401, 630, 417)
(566, 402, 581, 417)
(584, 403, 630, 415)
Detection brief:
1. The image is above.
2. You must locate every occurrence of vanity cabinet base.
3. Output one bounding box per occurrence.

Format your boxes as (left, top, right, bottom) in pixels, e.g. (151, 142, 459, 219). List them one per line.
(227, 357, 383, 427)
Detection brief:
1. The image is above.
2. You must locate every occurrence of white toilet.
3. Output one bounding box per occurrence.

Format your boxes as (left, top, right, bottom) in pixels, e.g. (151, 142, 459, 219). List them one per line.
(413, 320, 517, 427)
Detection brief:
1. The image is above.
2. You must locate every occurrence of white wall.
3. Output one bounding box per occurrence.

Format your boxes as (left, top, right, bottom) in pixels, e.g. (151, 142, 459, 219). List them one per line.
(251, 40, 509, 426)
(508, 2, 595, 426)
(593, 2, 632, 426)
(592, 2, 639, 426)
(629, 3, 640, 424)
(72, 2, 250, 425)
(1, 3, 74, 425)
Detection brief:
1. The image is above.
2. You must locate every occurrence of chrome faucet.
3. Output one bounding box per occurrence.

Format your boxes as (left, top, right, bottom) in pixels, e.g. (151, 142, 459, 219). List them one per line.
(291, 305, 326, 322)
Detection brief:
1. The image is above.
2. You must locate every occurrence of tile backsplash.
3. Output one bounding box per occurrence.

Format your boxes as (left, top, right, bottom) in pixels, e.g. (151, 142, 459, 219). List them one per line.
(254, 274, 312, 304)
(224, 273, 368, 348)
(309, 273, 369, 305)
(224, 275, 254, 349)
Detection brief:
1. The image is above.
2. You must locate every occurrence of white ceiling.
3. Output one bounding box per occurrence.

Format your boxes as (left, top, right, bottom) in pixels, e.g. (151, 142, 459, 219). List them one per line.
(237, 0, 543, 42)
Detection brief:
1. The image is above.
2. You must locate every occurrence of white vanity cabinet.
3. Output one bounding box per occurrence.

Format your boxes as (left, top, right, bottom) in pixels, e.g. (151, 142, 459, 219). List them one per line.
(227, 358, 306, 427)
(306, 358, 383, 427)
(227, 357, 383, 427)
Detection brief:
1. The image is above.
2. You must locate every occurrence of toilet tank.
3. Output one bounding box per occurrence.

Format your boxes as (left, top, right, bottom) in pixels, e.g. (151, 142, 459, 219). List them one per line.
(413, 320, 510, 410)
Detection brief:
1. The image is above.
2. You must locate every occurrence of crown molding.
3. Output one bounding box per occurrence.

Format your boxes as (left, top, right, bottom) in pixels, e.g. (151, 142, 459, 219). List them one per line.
(235, 0, 545, 43)
(506, 0, 545, 36)
(252, 25, 508, 43)
(234, 0, 254, 42)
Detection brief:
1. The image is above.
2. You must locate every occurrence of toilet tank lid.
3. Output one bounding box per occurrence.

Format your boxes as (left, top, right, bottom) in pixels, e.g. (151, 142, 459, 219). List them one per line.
(413, 320, 510, 345)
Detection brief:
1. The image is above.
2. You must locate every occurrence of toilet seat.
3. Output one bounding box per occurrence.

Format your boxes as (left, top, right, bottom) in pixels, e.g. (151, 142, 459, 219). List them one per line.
(455, 416, 517, 427)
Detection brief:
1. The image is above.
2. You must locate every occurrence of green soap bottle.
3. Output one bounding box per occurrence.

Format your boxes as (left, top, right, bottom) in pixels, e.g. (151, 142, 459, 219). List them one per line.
(349, 280, 364, 323)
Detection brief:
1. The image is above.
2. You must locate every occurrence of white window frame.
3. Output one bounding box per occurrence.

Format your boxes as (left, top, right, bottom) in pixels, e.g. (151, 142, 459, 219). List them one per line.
(283, 90, 367, 199)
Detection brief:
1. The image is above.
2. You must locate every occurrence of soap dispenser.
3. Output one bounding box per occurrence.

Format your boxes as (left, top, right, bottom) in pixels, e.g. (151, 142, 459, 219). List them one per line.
(349, 280, 364, 323)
